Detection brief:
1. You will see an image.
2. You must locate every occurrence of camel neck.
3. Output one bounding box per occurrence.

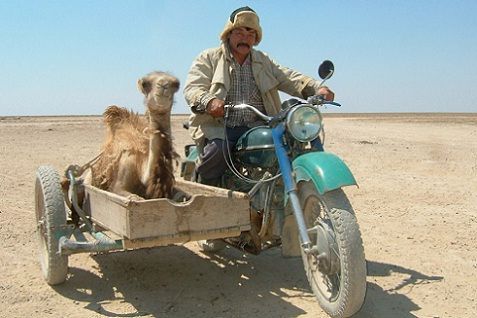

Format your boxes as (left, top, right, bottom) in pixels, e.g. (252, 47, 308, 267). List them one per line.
(143, 114, 175, 199)
(148, 112, 171, 136)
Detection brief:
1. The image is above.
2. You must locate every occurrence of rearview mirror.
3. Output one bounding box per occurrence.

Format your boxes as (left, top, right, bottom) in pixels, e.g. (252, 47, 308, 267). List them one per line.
(318, 60, 334, 80)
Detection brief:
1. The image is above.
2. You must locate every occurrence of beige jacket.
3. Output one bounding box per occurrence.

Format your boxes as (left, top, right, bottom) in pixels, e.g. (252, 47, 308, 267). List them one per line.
(184, 43, 319, 144)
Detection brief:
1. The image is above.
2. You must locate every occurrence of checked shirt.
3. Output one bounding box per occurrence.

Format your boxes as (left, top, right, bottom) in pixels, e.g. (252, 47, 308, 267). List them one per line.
(225, 55, 266, 127)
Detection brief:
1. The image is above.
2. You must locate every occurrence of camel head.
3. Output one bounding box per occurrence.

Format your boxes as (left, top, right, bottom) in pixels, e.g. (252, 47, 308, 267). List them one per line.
(137, 71, 180, 115)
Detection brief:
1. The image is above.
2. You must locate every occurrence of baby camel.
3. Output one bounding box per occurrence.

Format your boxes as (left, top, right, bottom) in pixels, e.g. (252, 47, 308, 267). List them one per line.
(78, 71, 180, 200)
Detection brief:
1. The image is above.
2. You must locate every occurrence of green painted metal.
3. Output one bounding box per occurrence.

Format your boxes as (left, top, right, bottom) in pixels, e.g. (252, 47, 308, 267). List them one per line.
(235, 126, 277, 168)
(235, 126, 274, 151)
(186, 145, 198, 162)
(59, 230, 124, 255)
(293, 152, 357, 194)
(181, 145, 198, 181)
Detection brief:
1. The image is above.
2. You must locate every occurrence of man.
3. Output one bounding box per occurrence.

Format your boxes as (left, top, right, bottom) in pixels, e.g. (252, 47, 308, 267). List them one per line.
(184, 6, 334, 185)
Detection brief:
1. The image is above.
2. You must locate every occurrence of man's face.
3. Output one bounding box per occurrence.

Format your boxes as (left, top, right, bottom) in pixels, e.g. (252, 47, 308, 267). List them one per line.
(228, 27, 257, 57)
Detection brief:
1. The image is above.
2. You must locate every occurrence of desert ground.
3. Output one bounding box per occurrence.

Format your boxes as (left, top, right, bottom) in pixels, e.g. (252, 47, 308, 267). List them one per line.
(0, 113, 476, 318)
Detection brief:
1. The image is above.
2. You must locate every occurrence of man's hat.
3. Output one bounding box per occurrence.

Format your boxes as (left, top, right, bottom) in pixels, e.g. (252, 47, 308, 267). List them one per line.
(219, 6, 262, 45)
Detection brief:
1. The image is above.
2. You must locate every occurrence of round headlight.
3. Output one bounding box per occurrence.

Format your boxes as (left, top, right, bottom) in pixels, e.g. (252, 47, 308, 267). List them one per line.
(286, 104, 322, 142)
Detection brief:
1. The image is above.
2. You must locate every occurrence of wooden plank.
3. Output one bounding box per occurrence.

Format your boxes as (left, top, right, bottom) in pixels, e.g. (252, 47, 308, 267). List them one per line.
(122, 227, 244, 249)
(83, 180, 251, 240)
(174, 179, 248, 199)
(126, 195, 250, 239)
(83, 186, 130, 236)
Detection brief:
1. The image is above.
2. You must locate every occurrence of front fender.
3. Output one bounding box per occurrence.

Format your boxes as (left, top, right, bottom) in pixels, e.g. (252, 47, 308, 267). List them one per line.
(292, 152, 357, 194)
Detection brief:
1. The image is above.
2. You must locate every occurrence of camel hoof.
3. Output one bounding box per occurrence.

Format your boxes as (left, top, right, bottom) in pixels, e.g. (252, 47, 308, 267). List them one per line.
(171, 190, 189, 203)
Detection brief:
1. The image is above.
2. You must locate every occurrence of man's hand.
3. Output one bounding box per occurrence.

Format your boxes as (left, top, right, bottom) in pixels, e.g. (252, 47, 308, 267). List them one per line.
(206, 98, 225, 117)
(316, 86, 335, 101)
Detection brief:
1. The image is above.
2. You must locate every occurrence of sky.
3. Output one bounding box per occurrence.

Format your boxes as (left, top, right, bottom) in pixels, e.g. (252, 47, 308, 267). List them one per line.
(0, 0, 476, 116)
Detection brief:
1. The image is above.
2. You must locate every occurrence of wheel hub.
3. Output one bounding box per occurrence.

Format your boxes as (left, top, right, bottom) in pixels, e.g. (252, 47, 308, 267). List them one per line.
(313, 221, 340, 275)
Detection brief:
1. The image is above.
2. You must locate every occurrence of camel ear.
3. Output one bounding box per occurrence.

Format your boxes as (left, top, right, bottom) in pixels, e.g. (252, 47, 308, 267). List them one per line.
(137, 78, 152, 96)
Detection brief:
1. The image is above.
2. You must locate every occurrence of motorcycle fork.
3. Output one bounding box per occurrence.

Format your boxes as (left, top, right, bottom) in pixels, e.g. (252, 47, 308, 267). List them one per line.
(271, 124, 313, 253)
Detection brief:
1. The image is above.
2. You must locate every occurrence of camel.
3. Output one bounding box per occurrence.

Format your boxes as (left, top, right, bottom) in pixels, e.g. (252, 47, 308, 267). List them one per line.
(64, 71, 180, 201)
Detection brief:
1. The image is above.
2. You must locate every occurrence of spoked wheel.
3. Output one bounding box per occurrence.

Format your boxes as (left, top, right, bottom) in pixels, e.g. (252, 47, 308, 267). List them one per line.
(35, 165, 68, 285)
(298, 182, 366, 318)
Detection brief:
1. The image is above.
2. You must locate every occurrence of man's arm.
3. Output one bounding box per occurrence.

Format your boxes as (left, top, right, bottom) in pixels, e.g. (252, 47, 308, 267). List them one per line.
(302, 84, 335, 101)
(262, 53, 334, 100)
(184, 50, 217, 112)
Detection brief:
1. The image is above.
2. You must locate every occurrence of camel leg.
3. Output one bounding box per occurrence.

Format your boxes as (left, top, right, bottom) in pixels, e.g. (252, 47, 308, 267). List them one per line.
(109, 155, 146, 200)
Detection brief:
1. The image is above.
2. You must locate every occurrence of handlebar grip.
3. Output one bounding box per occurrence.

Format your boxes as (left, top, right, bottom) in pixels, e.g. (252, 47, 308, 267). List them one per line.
(308, 95, 341, 107)
(326, 101, 342, 107)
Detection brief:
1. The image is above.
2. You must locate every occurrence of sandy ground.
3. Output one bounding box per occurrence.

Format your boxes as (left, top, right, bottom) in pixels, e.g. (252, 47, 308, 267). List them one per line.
(0, 113, 476, 318)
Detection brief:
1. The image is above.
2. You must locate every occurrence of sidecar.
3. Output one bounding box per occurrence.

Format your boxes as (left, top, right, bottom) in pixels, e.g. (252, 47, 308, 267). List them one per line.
(35, 165, 250, 285)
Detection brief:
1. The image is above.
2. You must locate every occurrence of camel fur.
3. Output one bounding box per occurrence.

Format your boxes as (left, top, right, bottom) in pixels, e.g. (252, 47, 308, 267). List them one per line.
(64, 71, 180, 201)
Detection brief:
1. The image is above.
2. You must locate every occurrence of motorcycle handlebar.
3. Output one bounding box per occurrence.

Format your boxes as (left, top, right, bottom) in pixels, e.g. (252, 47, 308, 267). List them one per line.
(224, 97, 342, 123)
(225, 104, 273, 122)
(307, 95, 342, 107)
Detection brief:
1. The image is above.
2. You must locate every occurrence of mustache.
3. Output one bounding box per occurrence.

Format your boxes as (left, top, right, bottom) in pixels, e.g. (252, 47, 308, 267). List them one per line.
(237, 43, 250, 49)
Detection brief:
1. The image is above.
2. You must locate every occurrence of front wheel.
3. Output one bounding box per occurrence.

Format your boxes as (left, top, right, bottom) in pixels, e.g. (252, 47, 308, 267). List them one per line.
(298, 182, 366, 318)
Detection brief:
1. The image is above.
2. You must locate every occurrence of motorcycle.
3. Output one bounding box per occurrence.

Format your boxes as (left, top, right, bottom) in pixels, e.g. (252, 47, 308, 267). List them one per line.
(180, 61, 366, 318)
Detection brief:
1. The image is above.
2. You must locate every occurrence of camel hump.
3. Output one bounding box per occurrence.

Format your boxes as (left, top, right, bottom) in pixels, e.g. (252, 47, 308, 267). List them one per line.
(103, 105, 136, 129)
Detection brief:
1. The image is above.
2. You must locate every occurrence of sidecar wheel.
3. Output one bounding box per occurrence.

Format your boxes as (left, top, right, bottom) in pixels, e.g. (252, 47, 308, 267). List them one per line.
(35, 166, 69, 285)
(197, 239, 226, 252)
(298, 182, 366, 318)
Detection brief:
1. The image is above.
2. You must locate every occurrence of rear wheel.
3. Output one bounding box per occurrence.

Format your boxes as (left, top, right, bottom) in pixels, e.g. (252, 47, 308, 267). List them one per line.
(298, 182, 366, 318)
(35, 166, 68, 285)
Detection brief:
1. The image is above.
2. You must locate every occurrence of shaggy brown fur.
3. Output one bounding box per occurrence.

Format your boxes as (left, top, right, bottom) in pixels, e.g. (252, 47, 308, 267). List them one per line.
(91, 105, 177, 199)
(65, 71, 180, 201)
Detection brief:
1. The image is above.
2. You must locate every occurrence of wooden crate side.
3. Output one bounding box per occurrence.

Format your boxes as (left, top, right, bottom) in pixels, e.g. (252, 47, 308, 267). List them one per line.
(83, 186, 130, 236)
(175, 179, 248, 199)
(83, 182, 251, 240)
(126, 194, 250, 239)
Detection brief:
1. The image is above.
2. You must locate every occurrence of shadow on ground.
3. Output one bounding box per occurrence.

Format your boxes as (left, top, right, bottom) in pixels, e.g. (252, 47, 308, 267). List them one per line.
(354, 260, 444, 318)
(53, 245, 311, 317)
(53, 247, 443, 318)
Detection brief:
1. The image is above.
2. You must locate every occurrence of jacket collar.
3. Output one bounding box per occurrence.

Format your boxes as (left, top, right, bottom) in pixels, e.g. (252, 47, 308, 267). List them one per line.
(212, 43, 264, 88)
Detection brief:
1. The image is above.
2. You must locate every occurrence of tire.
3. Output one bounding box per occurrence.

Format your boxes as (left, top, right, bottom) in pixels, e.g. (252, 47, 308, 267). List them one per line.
(298, 182, 366, 318)
(35, 165, 68, 285)
(197, 239, 226, 252)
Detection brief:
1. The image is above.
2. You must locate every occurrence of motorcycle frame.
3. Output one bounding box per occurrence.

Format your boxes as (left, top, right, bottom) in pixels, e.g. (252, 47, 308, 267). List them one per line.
(271, 122, 313, 253)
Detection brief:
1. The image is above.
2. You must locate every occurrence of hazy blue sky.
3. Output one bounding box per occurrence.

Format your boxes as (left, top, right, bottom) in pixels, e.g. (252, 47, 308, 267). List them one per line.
(1, 0, 476, 116)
